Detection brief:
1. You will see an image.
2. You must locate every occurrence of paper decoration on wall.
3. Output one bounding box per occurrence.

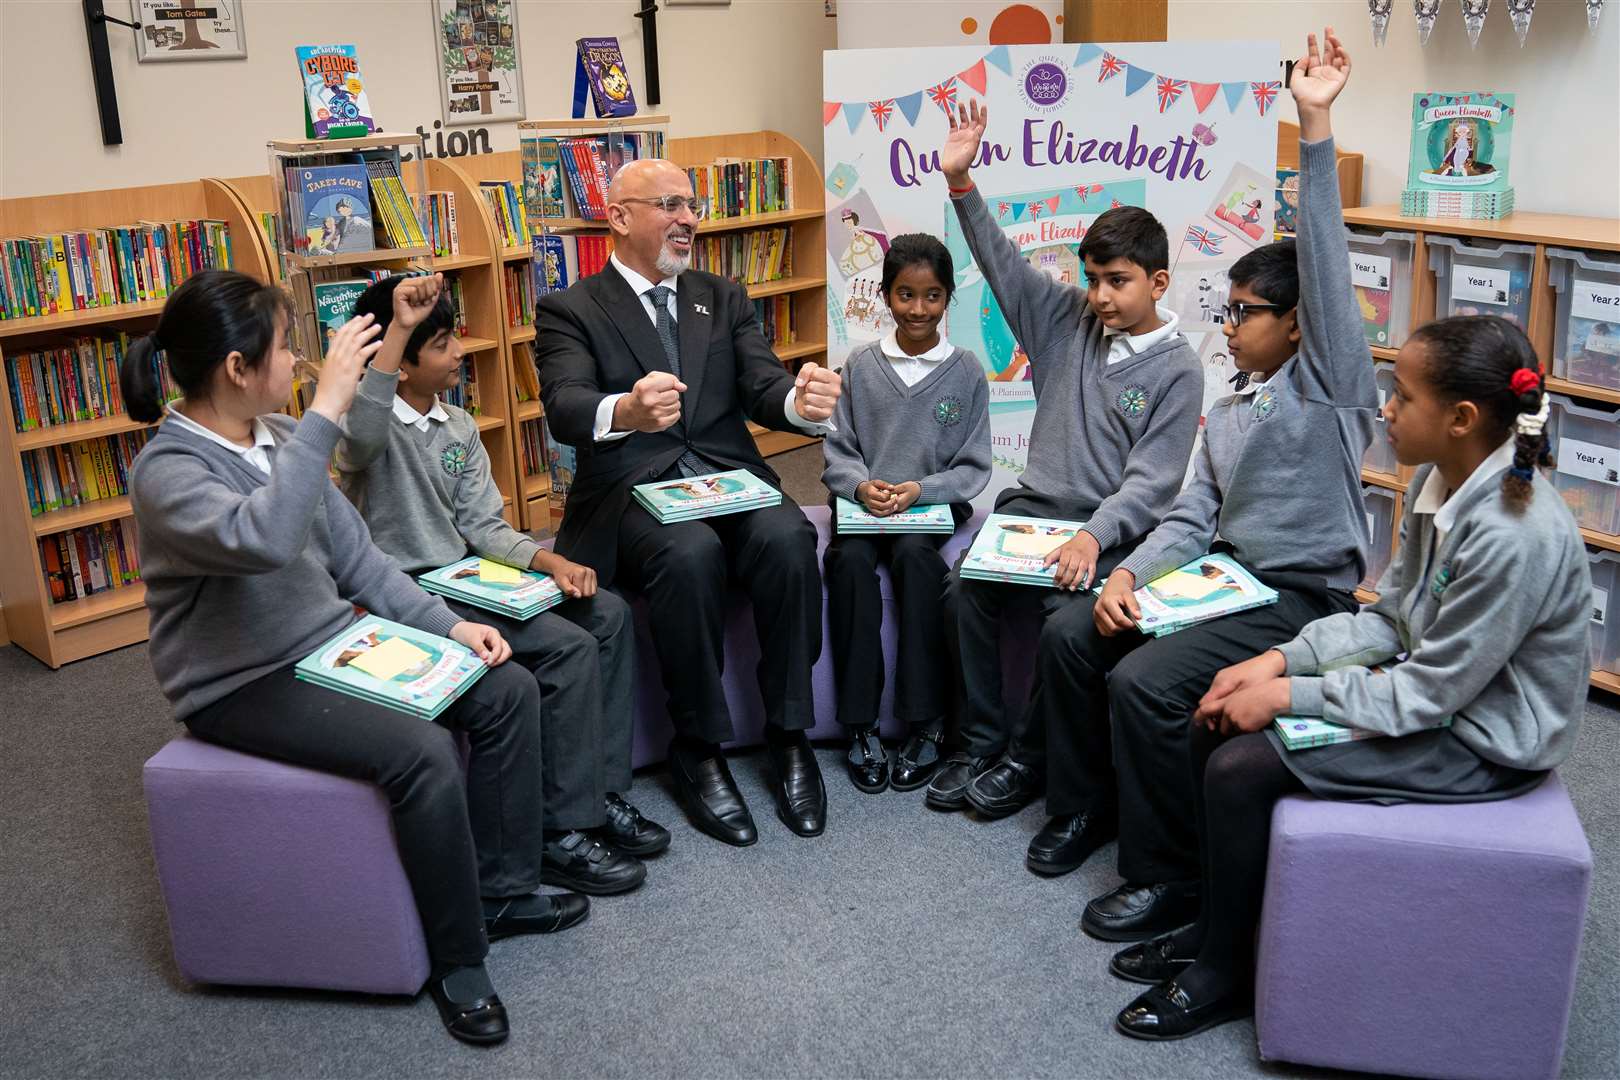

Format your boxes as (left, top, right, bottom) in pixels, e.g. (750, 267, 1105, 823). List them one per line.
(1369, 0, 1393, 45)
(1589, 0, 1604, 29)
(1460, 0, 1490, 46)
(1505, 0, 1535, 44)
(1415, 0, 1443, 44)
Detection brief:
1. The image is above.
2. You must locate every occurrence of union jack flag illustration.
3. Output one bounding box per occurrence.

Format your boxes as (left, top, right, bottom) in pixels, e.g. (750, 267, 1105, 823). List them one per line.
(1026, 201, 1044, 221)
(869, 99, 895, 132)
(1075, 183, 1103, 202)
(1250, 81, 1280, 116)
(1110, 199, 1123, 209)
(996, 201, 1011, 218)
(927, 78, 959, 116)
(1156, 77, 1187, 113)
(1098, 52, 1124, 81)
(1185, 225, 1224, 256)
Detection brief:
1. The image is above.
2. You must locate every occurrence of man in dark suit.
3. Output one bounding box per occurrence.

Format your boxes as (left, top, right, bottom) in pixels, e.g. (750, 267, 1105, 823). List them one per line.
(536, 159, 842, 847)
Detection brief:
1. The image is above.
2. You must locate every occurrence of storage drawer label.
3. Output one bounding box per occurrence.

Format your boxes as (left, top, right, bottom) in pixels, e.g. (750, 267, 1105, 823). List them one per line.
(1451, 264, 1510, 306)
(1558, 434, 1620, 486)
(1350, 252, 1393, 292)
(1594, 584, 1609, 626)
(1571, 277, 1620, 321)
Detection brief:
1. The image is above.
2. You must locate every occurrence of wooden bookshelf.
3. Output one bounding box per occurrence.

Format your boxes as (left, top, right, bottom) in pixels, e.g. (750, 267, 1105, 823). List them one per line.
(0, 178, 272, 667)
(1344, 203, 1620, 694)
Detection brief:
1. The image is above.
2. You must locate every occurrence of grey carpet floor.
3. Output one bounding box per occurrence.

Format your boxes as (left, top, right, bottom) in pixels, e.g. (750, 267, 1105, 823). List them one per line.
(1, 447, 1614, 1078)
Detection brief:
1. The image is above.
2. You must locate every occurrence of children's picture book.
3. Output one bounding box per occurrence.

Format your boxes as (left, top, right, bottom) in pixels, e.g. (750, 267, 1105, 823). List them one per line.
(1406, 91, 1515, 194)
(297, 165, 373, 256)
(418, 556, 565, 620)
(834, 497, 955, 534)
(631, 469, 782, 524)
(295, 45, 375, 140)
(572, 37, 637, 119)
(313, 279, 369, 357)
(1273, 663, 1451, 749)
(523, 138, 566, 220)
(532, 234, 569, 295)
(1274, 168, 1299, 237)
(1097, 553, 1279, 637)
(1206, 162, 1272, 248)
(958, 513, 1085, 586)
(294, 617, 487, 721)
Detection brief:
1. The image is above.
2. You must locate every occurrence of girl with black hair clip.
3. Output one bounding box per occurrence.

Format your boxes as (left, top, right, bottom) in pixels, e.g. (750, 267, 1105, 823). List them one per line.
(1108, 314, 1591, 1042)
(124, 270, 586, 1046)
(821, 234, 992, 793)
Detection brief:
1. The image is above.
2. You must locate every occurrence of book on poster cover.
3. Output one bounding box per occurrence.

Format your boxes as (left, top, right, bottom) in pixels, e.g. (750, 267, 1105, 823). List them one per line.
(630, 469, 781, 524)
(958, 513, 1086, 586)
(572, 37, 638, 119)
(834, 496, 955, 534)
(1095, 553, 1279, 637)
(296, 44, 376, 140)
(293, 617, 487, 721)
(418, 556, 566, 620)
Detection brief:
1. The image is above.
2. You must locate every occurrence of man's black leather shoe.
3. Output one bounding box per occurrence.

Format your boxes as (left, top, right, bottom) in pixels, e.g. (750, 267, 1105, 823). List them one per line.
(766, 732, 827, 836)
(963, 755, 1043, 818)
(924, 752, 995, 810)
(601, 792, 671, 856)
(845, 726, 889, 794)
(540, 830, 646, 895)
(1082, 881, 1201, 942)
(890, 724, 943, 791)
(1115, 978, 1251, 1041)
(1026, 809, 1117, 876)
(1109, 926, 1197, 984)
(429, 968, 508, 1046)
(482, 892, 590, 940)
(668, 739, 757, 847)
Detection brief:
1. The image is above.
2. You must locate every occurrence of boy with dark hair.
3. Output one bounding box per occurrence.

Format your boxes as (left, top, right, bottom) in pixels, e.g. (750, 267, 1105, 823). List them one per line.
(337, 272, 668, 899)
(926, 102, 1205, 830)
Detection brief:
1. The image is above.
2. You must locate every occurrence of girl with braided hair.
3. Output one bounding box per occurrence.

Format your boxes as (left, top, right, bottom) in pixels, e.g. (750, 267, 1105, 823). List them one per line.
(1107, 314, 1591, 1042)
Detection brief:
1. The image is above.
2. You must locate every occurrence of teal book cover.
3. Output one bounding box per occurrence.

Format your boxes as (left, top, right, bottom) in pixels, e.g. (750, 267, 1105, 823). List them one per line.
(632, 469, 779, 519)
(834, 497, 954, 532)
(1126, 553, 1278, 635)
(1406, 92, 1515, 195)
(294, 616, 486, 719)
(418, 556, 563, 614)
(312, 279, 369, 358)
(960, 513, 1084, 585)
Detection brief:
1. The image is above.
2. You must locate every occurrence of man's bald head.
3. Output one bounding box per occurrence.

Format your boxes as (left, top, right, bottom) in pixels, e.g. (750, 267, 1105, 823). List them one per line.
(604, 158, 698, 281)
(605, 158, 690, 204)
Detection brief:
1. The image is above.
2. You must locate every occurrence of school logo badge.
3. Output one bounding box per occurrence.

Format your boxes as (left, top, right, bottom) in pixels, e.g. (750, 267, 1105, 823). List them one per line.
(441, 441, 470, 477)
(1431, 560, 1453, 599)
(934, 395, 964, 427)
(1252, 387, 1278, 421)
(1116, 384, 1149, 418)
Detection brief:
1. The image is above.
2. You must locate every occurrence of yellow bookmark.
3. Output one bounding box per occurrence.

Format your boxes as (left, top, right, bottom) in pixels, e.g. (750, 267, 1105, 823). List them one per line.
(347, 636, 432, 681)
(478, 559, 522, 585)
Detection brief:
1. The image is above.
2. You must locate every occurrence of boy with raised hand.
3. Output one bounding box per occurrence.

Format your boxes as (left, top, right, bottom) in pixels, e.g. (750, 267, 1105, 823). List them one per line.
(929, 101, 1205, 831)
(337, 272, 669, 899)
(1070, 29, 1377, 943)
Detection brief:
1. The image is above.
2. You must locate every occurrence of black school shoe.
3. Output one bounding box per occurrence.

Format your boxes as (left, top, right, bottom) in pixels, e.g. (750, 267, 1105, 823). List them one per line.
(924, 752, 995, 810)
(428, 965, 508, 1046)
(890, 723, 943, 791)
(1115, 977, 1251, 1041)
(1026, 808, 1117, 876)
(1109, 926, 1198, 984)
(1082, 881, 1201, 942)
(482, 892, 591, 940)
(963, 754, 1043, 818)
(845, 726, 889, 794)
(540, 830, 647, 895)
(601, 792, 671, 856)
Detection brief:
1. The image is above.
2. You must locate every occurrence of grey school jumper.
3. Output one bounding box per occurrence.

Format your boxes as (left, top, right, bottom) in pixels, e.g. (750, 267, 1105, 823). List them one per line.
(1117, 137, 1378, 591)
(821, 341, 992, 507)
(336, 366, 540, 575)
(951, 186, 1203, 550)
(130, 411, 462, 720)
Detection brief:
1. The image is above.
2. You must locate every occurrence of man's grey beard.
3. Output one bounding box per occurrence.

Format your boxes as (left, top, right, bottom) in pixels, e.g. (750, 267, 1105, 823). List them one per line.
(656, 235, 692, 276)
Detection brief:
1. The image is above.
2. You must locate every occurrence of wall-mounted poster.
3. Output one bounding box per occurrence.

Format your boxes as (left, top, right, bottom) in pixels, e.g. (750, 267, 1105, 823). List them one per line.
(135, 0, 247, 62)
(434, 0, 525, 126)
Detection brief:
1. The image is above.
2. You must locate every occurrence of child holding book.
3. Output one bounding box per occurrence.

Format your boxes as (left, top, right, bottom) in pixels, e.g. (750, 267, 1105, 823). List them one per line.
(1111, 315, 1590, 1040)
(125, 270, 584, 1046)
(821, 234, 992, 793)
(1069, 30, 1378, 943)
(337, 273, 664, 898)
(931, 102, 1205, 824)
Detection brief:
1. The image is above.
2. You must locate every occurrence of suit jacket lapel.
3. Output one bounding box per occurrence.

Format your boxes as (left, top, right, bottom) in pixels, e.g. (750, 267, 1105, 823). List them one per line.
(677, 273, 713, 423)
(594, 263, 668, 380)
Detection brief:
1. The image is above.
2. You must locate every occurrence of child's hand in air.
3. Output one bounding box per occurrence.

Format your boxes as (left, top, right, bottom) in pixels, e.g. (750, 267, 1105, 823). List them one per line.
(309, 313, 382, 422)
(941, 100, 989, 188)
(393, 272, 444, 330)
(1290, 27, 1350, 113)
(1045, 530, 1100, 592)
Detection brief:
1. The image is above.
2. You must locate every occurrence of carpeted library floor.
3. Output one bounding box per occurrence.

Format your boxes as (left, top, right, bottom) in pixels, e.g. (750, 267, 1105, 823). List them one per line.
(2, 447, 1615, 1078)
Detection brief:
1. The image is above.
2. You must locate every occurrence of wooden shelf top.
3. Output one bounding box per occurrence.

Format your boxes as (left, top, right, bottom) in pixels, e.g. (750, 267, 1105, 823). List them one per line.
(1362, 468, 1405, 493)
(518, 114, 671, 132)
(775, 341, 827, 361)
(0, 299, 166, 340)
(14, 414, 158, 452)
(287, 245, 432, 270)
(32, 496, 134, 538)
(433, 252, 487, 271)
(458, 335, 500, 354)
(1546, 376, 1620, 407)
(701, 208, 823, 235)
(50, 582, 147, 630)
(1583, 527, 1620, 553)
(1344, 205, 1620, 252)
(1371, 345, 1400, 362)
(514, 400, 542, 422)
(501, 246, 531, 262)
(1592, 669, 1620, 695)
(532, 216, 606, 232)
(747, 275, 827, 299)
(268, 132, 424, 154)
(475, 414, 505, 433)
(523, 473, 550, 498)
(508, 325, 536, 344)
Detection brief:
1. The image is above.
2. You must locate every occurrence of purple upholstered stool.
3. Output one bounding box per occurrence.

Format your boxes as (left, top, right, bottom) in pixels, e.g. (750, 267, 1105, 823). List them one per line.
(143, 734, 430, 995)
(1254, 772, 1592, 1080)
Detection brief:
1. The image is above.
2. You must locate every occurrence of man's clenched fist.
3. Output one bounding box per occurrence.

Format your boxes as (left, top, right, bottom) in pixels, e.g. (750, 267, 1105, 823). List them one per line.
(614, 370, 687, 433)
(794, 362, 841, 423)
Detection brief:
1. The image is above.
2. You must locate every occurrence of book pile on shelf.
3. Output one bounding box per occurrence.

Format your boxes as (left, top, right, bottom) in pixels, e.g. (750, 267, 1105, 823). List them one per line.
(441, 359, 480, 414)
(522, 132, 666, 223)
(1, 220, 232, 319)
(754, 296, 796, 346)
(686, 157, 793, 220)
(258, 212, 289, 280)
(22, 430, 151, 516)
(575, 236, 613, 279)
(512, 342, 540, 403)
(419, 556, 566, 620)
(38, 519, 141, 604)
(519, 417, 547, 477)
(631, 469, 782, 523)
(422, 191, 460, 257)
(367, 161, 429, 248)
(834, 496, 954, 534)
(1402, 91, 1516, 220)
(480, 181, 530, 247)
(5, 334, 172, 432)
(503, 263, 535, 327)
(692, 228, 793, 286)
(281, 148, 420, 258)
(294, 617, 486, 722)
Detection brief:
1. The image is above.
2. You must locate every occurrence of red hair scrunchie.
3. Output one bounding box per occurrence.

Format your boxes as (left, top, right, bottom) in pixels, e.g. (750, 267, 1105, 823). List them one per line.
(1509, 367, 1542, 395)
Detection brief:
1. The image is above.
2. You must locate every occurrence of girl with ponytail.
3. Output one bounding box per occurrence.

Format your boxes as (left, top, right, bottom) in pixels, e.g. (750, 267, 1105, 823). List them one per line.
(127, 270, 580, 1046)
(1108, 313, 1591, 1042)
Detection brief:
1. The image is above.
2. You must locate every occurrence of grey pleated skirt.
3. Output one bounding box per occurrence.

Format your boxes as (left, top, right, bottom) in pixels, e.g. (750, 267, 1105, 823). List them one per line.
(1266, 725, 1545, 804)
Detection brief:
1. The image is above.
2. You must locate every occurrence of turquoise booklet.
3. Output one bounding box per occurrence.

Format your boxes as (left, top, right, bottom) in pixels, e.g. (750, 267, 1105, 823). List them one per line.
(1097, 552, 1278, 637)
(1272, 660, 1448, 750)
(631, 469, 781, 524)
(294, 617, 486, 721)
(834, 496, 954, 534)
(418, 556, 565, 620)
(958, 513, 1086, 586)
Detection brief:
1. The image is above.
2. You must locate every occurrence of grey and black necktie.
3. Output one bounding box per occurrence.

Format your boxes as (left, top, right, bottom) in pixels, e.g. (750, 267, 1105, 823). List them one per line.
(646, 285, 706, 477)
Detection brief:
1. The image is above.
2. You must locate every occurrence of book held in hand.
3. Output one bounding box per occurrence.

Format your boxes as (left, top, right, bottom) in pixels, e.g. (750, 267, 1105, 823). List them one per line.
(835, 496, 954, 534)
(631, 469, 781, 524)
(294, 617, 486, 721)
(1097, 553, 1278, 637)
(1273, 712, 1452, 751)
(958, 513, 1086, 586)
(418, 556, 566, 621)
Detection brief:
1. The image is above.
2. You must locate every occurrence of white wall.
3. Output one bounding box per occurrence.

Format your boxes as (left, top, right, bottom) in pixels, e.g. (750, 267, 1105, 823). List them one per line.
(0, 0, 836, 198)
(1168, 0, 1620, 217)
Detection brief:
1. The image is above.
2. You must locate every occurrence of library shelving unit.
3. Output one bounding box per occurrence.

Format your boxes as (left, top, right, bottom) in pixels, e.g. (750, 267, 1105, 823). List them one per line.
(0, 179, 273, 667)
(1342, 203, 1620, 694)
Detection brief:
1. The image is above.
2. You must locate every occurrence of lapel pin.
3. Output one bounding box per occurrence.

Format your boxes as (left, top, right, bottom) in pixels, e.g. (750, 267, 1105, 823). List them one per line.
(693, 303, 709, 316)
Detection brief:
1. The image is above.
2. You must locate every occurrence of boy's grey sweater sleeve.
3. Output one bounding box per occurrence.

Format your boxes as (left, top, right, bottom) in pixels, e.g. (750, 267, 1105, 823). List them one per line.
(819, 361, 869, 503)
(951, 187, 1084, 363)
(334, 366, 399, 475)
(916, 372, 992, 506)
(1293, 137, 1377, 408)
(323, 485, 461, 638)
(454, 424, 542, 569)
(1080, 358, 1201, 552)
(1276, 511, 1408, 681)
(1114, 430, 1222, 585)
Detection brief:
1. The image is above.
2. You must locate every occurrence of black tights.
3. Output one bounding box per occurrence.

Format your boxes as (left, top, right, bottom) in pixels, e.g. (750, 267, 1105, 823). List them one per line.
(1175, 727, 1306, 997)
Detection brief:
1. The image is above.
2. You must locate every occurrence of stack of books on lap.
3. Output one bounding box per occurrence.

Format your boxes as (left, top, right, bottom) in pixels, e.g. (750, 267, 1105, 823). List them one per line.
(295, 617, 487, 721)
(835, 496, 954, 534)
(1102, 553, 1278, 637)
(1272, 713, 1451, 751)
(418, 556, 565, 621)
(631, 469, 781, 523)
(958, 513, 1085, 585)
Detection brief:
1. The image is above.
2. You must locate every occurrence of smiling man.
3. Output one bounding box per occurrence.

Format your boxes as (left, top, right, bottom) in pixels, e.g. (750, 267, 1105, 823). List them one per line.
(536, 158, 843, 847)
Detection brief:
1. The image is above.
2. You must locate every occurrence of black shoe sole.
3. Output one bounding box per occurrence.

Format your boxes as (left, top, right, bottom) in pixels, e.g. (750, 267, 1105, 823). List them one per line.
(1082, 913, 1194, 943)
(889, 764, 938, 792)
(608, 834, 672, 857)
(846, 769, 890, 795)
(1026, 853, 1085, 876)
(963, 787, 1037, 819)
(1108, 957, 1194, 985)
(486, 905, 590, 941)
(775, 807, 826, 837)
(924, 788, 969, 810)
(538, 867, 645, 897)
(1113, 1002, 1251, 1041)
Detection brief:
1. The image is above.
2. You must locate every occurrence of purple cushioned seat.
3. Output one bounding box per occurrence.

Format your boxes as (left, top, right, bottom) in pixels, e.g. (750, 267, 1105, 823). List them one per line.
(1254, 771, 1592, 1080)
(143, 734, 430, 995)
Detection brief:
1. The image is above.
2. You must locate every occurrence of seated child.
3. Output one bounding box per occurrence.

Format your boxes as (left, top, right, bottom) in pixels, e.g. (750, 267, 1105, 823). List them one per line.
(126, 270, 585, 1046)
(1073, 28, 1377, 943)
(337, 273, 666, 898)
(929, 101, 1205, 819)
(1110, 314, 1589, 1041)
(820, 234, 992, 793)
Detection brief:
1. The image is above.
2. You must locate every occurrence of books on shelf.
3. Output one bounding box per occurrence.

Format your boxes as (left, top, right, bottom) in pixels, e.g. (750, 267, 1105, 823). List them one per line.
(835, 497, 954, 534)
(366, 160, 428, 249)
(544, 416, 575, 515)
(686, 157, 793, 221)
(1400, 188, 1517, 220)
(418, 555, 566, 620)
(573, 37, 638, 119)
(37, 519, 141, 603)
(959, 513, 1083, 586)
(291, 163, 374, 256)
(1274, 167, 1299, 238)
(0, 220, 232, 320)
(441, 357, 480, 414)
(631, 469, 780, 524)
(1403, 91, 1515, 220)
(532, 234, 569, 296)
(5, 333, 172, 433)
(512, 341, 540, 402)
(21, 430, 150, 516)
(258, 211, 288, 280)
(423, 191, 459, 257)
(522, 133, 667, 225)
(1100, 553, 1279, 638)
(524, 138, 567, 220)
(519, 417, 547, 476)
(575, 235, 613, 279)
(503, 262, 535, 327)
(480, 180, 530, 247)
(754, 295, 796, 347)
(294, 616, 487, 721)
(692, 228, 793, 286)
(313, 279, 369, 357)
(296, 44, 376, 140)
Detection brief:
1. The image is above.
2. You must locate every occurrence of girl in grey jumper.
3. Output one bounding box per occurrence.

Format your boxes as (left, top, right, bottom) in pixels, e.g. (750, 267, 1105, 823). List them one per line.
(1111, 315, 1590, 1041)
(124, 271, 584, 1046)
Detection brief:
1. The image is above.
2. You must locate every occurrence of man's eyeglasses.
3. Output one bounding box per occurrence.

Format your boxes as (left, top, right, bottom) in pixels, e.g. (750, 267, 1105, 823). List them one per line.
(1223, 301, 1292, 326)
(618, 194, 708, 219)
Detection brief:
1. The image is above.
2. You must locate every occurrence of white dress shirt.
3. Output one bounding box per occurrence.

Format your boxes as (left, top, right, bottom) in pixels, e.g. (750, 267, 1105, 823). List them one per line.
(1102, 305, 1181, 365)
(878, 330, 954, 387)
(164, 402, 276, 476)
(392, 393, 450, 431)
(1410, 437, 1517, 545)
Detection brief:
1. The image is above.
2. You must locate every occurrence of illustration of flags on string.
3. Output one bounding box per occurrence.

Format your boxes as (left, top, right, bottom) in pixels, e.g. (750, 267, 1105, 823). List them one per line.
(1075, 183, 1103, 202)
(1098, 52, 1124, 81)
(1156, 76, 1187, 112)
(1250, 80, 1281, 116)
(1185, 225, 1225, 255)
(996, 201, 1011, 218)
(1026, 200, 1044, 221)
(927, 77, 959, 116)
(868, 99, 895, 132)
